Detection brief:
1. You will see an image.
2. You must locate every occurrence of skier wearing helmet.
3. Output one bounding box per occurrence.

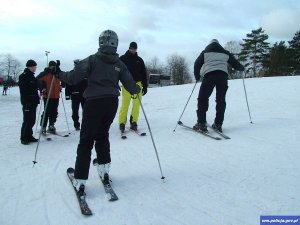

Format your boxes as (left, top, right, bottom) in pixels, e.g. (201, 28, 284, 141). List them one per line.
(55, 30, 140, 198)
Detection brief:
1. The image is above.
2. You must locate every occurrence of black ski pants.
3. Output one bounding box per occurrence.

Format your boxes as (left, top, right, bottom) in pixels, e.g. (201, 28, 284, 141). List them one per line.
(74, 97, 118, 180)
(71, 96, 85, 128)
(21, 105, 37, 141)
(41, 98, 59, 128)
(197, 72, 228, 125)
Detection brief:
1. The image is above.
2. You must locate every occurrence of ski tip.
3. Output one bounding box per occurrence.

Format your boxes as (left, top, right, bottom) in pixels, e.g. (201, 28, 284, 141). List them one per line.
(140, 133, 146, 136)
(121, 136, 127, 139)
(67, 167, 75, 173)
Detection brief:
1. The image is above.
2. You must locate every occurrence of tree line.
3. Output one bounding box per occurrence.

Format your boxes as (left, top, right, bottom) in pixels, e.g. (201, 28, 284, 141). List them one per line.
(1, 28, 299, 85)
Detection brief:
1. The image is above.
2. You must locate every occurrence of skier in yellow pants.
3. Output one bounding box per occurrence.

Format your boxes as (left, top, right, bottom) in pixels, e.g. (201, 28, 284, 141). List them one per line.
(118, 42, 148, 132)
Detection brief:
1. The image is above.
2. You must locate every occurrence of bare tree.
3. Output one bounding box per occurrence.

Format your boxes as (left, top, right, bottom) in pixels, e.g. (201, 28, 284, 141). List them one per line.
(145, 57, 165, 75)
(224, 41, 243, 79)
(0, 54, 22, 81)
(166, 54, 192, 85)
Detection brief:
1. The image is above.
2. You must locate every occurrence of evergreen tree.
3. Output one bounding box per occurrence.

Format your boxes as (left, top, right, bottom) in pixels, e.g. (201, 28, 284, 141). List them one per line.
(288, 30, 300, 74)
(263, 41, 290, 76)
(239, 27, 270, 77)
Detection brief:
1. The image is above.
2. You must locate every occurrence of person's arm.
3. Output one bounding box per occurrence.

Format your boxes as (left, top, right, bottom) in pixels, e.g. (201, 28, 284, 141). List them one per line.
(58, 57, 90, 85)
(194, 52, 204, 81)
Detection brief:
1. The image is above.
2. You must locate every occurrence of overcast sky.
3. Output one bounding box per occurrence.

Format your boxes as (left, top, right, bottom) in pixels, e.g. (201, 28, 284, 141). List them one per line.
(1, 0, 300, 74)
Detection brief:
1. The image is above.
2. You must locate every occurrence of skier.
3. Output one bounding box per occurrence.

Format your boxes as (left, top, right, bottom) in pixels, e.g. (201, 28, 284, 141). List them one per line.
(37, 61, 61, 135)
(18, 60, 40, 145)
(65, 60, 87, 130)
(193, 39, 244, 132)
(2, 80, 8, 95)
(118, 41, 148, 133)
(55, 30, 140, 193)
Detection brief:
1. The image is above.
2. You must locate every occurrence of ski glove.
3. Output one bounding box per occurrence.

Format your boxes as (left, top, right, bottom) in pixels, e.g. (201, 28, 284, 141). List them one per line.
(142, 86, 147, 96)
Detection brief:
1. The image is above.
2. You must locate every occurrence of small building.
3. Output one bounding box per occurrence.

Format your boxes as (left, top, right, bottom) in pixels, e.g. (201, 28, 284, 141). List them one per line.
(149, 74, 171, 87)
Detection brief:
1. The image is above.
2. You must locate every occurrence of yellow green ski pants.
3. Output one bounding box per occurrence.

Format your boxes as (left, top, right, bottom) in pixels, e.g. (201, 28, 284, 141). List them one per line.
(119, 81, 143, 125)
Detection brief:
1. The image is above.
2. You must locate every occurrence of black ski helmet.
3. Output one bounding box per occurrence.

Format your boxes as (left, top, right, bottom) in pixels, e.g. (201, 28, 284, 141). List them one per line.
(99, 30, 118, 50)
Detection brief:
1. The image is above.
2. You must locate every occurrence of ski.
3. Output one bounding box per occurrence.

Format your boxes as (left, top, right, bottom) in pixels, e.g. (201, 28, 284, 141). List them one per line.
(130, 129, 146, 136)
(66, 167, 93, 216)
(178, 121, 221, 140)
(92, 159, 119, 201)
(207, 124, 231, 139)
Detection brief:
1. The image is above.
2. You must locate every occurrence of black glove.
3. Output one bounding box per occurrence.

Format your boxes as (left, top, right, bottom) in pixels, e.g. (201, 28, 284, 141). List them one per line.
(195, 75, 200, 82)
(56, 60, 60, 66)
(135, 85, 141, 95)
(142, 86, 147, 96)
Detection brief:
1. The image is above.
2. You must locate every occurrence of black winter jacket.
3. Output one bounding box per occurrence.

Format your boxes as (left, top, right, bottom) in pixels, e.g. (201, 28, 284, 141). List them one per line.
(120, 50, 148, 88)
(65, 79, 87, 100)
(58, 49, 140, 100)
(18, 68, 40, 107)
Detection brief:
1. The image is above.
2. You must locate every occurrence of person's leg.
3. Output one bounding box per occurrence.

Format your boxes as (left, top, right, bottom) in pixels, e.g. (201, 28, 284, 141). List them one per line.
(197, 75, 216, 124)
(21, 106, 31, 142)
(49, 99, 59, 126)
(130, 82, 143, 125)
(118, 86, 132, 126)
(72, 98, 80, 128)
(74, 99, 100, 180)
(94, 98, 118, 176)
(215, 74, 228, 125)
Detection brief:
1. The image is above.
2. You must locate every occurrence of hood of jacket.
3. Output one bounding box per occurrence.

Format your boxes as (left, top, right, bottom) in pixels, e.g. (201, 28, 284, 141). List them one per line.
(96, 48, 119, 64)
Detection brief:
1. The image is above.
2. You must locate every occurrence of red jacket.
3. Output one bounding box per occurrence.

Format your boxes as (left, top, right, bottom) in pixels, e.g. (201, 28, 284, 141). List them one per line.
(37, 69, 61, 99)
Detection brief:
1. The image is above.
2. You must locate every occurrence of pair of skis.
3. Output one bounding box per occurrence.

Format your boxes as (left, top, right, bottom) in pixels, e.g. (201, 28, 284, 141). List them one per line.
(41, 131, 69, 141)
(178, 121, 230, 140)
(66, 159, 118, 216)
(121, 128, 146, 139)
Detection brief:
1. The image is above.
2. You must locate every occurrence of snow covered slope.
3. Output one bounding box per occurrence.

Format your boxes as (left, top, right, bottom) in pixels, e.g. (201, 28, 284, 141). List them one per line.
(0, 76, 299, 225)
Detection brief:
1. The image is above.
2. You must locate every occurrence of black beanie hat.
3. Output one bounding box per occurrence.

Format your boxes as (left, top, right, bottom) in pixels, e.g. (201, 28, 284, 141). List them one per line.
(49, 61, 56, 67)
(26, 59, 37, 67)
(129, 42, 137, 49)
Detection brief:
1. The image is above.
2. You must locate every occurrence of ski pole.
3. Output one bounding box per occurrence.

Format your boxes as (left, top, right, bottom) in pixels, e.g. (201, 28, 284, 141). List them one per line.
(173, 81, 198, 132)
(60, 91, 71, 134)
(241, 71, 253, 124)
(137, 95, 165, 181)
(33, 75, 56, 166)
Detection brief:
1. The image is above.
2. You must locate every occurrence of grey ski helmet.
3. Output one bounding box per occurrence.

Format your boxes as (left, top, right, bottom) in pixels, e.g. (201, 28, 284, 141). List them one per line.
(99, 30, 118, 49)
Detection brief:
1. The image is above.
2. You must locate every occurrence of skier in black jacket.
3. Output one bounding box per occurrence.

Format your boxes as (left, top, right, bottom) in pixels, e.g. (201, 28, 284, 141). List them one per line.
(118, 42, 148, 132)
(18, 60, 40, 145)
(193, 39, 244, 132)
(55, 30, 140, 193)
(65, 61, 87, 130)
